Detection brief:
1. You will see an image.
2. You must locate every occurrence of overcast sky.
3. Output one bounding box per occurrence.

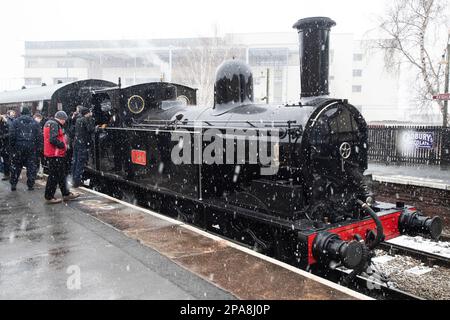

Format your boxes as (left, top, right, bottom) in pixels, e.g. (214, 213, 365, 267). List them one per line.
(0, 0, 390, 80)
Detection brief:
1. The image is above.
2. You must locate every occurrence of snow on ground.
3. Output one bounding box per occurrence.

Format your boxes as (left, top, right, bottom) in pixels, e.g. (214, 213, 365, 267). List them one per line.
(387, 235, 450, 259)
(373, 250, 450, 300)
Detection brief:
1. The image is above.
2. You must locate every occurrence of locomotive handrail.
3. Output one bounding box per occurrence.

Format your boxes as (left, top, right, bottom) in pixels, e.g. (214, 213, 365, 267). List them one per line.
(141, 119, 297, 125)
(130, 124, 302, 133)
(134, 123, 300, 128)
(134, 120, 300, 131)
(309, 101, 340, 128)
(126, 124, 303, 133)
(90, 86, 121, 93)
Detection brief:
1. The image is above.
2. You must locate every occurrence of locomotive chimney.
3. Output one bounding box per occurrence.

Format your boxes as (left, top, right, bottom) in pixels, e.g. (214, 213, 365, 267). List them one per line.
(293, 17, 336, 98)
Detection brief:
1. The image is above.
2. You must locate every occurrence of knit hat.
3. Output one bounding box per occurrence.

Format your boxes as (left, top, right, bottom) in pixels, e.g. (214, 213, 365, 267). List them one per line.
(21, 106, 31, 115)
(79, 106, 90, 116)
(55, 111, 68, 121)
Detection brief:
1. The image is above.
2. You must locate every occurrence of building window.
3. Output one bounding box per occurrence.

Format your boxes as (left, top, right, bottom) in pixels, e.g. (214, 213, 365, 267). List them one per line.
(248, 47, 289, 66)
(273, 67, 283, 103)
(353, 53, 363, 61)
(26, 60, 39, 68)
(24, 78, 42, 86)
(53, 78, 78, 84)
(353, 69, 362, 77)
(57, 60, 74, 68)
(352, 85, 362, 93)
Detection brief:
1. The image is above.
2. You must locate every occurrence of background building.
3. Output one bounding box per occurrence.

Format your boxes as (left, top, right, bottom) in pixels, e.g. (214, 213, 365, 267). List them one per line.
(15, 32, 431, 123)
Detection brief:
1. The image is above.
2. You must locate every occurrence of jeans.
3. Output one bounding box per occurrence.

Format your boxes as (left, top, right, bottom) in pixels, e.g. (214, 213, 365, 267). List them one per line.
(45, 157, 69, 200)
(10, 147, 37, 188)
(71, 145, 89, 187)
(0, 148, 10, 176)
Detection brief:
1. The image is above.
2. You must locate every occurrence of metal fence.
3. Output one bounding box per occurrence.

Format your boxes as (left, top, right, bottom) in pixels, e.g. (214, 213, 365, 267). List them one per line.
(367, 125, 448, 165)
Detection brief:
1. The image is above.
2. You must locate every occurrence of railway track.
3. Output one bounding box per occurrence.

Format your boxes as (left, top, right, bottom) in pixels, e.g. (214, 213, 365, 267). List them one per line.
(379, 242, 450, 267)
(337, 269, 423, 300)
(368, 236, 450, 300)
(382, 234, 450, 265)
(335, 236, 450, 300)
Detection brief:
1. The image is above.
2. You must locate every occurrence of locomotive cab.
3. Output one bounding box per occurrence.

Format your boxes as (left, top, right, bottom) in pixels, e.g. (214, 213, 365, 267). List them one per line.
(90, 92, 114, 126)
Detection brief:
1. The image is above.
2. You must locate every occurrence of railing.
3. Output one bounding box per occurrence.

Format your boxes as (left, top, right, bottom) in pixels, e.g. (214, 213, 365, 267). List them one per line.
(368, 125, 448, 165)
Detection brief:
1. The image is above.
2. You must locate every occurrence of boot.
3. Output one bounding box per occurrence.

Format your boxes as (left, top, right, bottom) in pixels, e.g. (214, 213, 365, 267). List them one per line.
(45, 198, 62, 205)
(63, 192, 80, 201)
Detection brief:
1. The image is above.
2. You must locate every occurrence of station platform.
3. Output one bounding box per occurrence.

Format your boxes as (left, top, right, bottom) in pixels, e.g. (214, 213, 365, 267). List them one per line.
(0, 178, 368, 300)
(366, 163, 450, 190)
(0, 180, 233, 300)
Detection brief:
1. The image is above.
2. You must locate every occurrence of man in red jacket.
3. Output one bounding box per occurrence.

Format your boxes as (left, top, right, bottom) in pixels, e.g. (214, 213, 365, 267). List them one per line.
(43, 111, 79, 204)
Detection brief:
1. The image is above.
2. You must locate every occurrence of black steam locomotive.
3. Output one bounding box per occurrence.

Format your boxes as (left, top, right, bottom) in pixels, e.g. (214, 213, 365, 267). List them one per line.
(0, 17, 442, 274)
(84, 17, 442, 272)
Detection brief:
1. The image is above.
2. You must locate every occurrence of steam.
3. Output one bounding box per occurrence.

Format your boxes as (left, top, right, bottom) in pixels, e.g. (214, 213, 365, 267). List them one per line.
(93, 39, 172, 84)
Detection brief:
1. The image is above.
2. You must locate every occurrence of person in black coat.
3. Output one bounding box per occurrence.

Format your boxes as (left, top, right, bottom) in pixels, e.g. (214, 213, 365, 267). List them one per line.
(67, 105, 82, 146)
(71, 107, 95, 187)
(43, 111, 79, 204)
(0, 114, 10, 180)
(9, 107, 41, 191)
(65, 105, 83, 175)
(0, 110, 16, 180)
(33, 113, 45, 179)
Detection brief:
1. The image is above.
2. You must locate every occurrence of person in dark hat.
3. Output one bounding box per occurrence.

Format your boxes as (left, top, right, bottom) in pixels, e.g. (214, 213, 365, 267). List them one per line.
(0, 113, 11, 181)
(66, 105, 82, 145)
(33, 112, 44, 179)
(66, 105, 83, 175)
(43, 111, 79, 204)
(71, 106, 94, 188)
(9, 106, 41, 191)
(0, 110, 16, 181)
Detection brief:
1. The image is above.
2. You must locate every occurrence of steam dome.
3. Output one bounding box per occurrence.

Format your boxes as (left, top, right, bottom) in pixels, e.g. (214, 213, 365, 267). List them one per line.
(214, 59, 254, 109)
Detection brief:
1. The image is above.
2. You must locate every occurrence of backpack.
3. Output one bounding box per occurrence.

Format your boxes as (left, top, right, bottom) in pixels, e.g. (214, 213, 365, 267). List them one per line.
(15, 118, 36, 145)
(21, 123, 33, 141)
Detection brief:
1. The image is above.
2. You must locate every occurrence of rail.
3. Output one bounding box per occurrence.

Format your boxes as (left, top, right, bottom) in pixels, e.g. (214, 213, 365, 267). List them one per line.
(379, 241, 450, 267)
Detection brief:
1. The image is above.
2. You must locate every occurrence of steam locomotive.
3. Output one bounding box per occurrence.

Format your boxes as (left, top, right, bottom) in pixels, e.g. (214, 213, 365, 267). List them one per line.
(0, 17, 442, 275)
